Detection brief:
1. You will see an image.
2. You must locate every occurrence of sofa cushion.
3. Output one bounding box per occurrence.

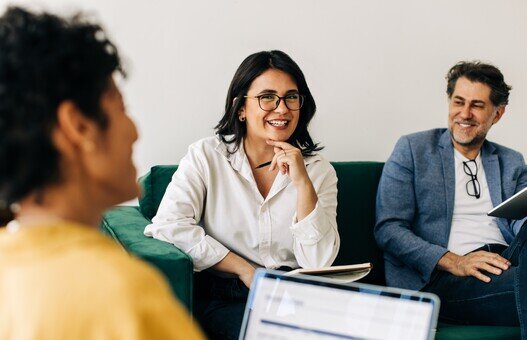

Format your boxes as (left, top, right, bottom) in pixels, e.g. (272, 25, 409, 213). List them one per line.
(138, 165, 178, 220)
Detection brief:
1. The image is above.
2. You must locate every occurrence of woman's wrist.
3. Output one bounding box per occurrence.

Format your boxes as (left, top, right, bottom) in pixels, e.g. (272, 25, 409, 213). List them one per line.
(293, 174, 313, 189)
(295, 178, 317, 198)
(295, 179, 318, 221)
(213, 251, 253, 276)
(236, 259, 255, 277)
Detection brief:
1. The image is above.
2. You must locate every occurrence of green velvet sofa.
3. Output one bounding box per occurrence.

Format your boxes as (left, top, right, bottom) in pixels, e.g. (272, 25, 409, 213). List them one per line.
(101, 163, 521, 339)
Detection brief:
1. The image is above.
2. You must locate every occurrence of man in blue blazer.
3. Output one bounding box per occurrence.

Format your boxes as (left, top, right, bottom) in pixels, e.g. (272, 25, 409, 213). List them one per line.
(375, 61, 527, 337)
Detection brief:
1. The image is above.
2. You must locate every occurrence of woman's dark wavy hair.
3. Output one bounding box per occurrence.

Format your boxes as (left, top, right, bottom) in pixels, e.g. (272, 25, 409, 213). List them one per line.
(446, 61, 511, 106)
(215, 50, 322, 156)
(0, 6, 124, 224)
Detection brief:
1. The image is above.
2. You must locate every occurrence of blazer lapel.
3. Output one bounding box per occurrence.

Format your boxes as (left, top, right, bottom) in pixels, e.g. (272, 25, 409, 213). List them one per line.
(481, 142, 501, 209)
(481, 142, 514, 243)
(439, 131, 455, 244)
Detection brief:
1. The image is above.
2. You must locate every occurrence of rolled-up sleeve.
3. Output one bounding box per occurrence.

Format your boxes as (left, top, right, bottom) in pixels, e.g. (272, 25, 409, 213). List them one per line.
(144, 147, 229, 271)
(290, 163, 340, 268)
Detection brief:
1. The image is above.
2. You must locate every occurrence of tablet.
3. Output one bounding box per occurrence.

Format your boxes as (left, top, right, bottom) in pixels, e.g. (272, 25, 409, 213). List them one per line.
(488, 187, 527, 220)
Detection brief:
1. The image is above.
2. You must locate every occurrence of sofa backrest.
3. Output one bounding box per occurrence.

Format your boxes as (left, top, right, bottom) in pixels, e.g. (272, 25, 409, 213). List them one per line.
(139, 162, 385, 285)
(331, 162, 385, 285)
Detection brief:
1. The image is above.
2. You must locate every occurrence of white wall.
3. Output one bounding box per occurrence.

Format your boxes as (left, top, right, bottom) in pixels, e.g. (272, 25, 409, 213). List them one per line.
(3, 0, 527, 176)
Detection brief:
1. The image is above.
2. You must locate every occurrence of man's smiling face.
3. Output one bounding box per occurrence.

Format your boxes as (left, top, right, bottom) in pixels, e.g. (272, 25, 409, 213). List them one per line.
(448, 76, 505, 154)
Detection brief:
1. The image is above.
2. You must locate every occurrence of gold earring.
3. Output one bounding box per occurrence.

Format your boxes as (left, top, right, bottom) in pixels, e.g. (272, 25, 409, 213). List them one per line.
(9, 202, 21, 214)
(238, 115, 246, 122)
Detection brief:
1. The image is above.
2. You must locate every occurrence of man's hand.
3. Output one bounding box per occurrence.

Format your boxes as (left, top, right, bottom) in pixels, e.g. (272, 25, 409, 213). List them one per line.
(437, 251, 511, 283)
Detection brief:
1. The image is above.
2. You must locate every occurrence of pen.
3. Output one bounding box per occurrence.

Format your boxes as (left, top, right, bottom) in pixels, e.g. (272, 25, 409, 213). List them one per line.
(255, 160, 272, 169)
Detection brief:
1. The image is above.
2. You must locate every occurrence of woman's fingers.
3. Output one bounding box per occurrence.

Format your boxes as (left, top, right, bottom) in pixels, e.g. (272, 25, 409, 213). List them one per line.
(269, 148, 281, 171)
(266, 139, 294, 151)
(270, 148, 289, 174)
(268, 142, 291, 172)
(266, 140, 307, 179)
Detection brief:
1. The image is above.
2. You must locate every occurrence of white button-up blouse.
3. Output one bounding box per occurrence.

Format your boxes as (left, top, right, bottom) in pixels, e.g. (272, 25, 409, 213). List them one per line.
(144, 136, 340, 271)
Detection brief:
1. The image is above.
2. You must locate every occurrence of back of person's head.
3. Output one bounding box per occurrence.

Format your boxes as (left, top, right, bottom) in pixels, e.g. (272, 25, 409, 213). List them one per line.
(215, 50, 321, 156)
(446, 61, 511, 106)
(0, 6, 124, 224)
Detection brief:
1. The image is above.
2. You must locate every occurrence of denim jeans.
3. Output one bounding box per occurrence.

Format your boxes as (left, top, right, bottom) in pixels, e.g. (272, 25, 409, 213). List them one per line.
(423, 223, 527, 339)
(193, 271, 249, 340)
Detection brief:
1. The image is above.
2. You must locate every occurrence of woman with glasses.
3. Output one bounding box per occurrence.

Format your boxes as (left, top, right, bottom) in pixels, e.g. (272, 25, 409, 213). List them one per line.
(145, 50, 340, 339)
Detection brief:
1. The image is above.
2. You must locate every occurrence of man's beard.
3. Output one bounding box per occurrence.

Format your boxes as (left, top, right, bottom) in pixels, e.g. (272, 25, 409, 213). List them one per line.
(449, 128, 486, 147)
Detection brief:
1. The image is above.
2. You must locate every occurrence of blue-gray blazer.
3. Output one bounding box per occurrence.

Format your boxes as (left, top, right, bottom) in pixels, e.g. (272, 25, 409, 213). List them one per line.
(375, 128, 527, 290)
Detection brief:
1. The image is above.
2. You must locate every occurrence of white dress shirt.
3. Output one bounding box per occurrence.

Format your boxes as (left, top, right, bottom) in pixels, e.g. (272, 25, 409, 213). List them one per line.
(447, 150, 507, 255)
(144, 136, 340, 271)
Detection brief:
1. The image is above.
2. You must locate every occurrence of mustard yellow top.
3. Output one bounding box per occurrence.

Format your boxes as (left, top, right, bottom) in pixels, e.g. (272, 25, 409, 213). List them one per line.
(0, 221, 204, 340)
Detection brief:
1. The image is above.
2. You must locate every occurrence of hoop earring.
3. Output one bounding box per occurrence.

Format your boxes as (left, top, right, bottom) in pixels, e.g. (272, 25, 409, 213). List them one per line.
(238, 115, 246, 122)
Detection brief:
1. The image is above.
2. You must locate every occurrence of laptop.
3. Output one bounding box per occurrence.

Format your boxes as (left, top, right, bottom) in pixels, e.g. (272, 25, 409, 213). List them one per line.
(239, 269, 440, 340)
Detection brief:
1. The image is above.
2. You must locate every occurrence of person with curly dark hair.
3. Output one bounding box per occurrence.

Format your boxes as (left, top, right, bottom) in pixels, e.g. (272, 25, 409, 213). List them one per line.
(0, 6, 203, 339)
(145, 50, 340, 339)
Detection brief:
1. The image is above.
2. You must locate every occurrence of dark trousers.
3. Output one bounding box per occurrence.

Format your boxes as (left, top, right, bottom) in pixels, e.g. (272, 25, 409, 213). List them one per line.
(423, 224, 527, 339)
(193, 271, 249, 340)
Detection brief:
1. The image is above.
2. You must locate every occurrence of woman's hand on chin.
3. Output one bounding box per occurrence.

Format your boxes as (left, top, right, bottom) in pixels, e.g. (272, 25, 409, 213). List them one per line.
(266, 140, 311, 187)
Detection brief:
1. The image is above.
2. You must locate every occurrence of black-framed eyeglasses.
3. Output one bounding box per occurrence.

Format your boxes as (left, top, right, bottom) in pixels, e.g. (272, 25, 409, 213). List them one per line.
(463, 160, 481, 199)
(244, 93, 305, 111)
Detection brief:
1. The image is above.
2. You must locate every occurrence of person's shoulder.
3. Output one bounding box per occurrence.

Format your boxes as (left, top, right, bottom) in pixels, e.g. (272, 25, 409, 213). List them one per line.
(83, 246, 206, 337)
(401, 128, 446, 146)
(0, 194, 199, 339)
(66, 236, 181, 310)
(26, 223, 176, 306)
(182, 136, 228, 166)
(305, 152, 329, 167)
(63, 231, 205, 339)
(49, 224, 166, 291)
(187, 136, 221, 154)
(394, 128, 447, 153)
(386, 129, 447, 165)
(78, 238, 167, 290)
(486, 139, 525, 162)
(305, 152, 336, 177)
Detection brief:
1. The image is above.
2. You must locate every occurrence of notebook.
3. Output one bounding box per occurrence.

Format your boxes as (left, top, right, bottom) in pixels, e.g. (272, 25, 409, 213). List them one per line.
(239, 269, 440, 340)
(284, 262, 372, 284)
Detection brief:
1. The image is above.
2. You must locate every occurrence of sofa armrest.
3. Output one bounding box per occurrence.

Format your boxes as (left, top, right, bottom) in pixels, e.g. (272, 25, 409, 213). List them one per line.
(101, 206, 194, 312)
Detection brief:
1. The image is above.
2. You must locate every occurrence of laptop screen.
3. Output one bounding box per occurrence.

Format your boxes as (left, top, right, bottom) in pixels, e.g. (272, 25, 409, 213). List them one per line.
(239, 269, 439, 340)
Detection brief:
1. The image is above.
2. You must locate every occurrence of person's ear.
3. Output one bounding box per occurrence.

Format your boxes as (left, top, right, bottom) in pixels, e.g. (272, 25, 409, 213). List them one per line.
(52, 100, 99, 157)
(492, 105, 506, 125)
(238, 107, 246, 122)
